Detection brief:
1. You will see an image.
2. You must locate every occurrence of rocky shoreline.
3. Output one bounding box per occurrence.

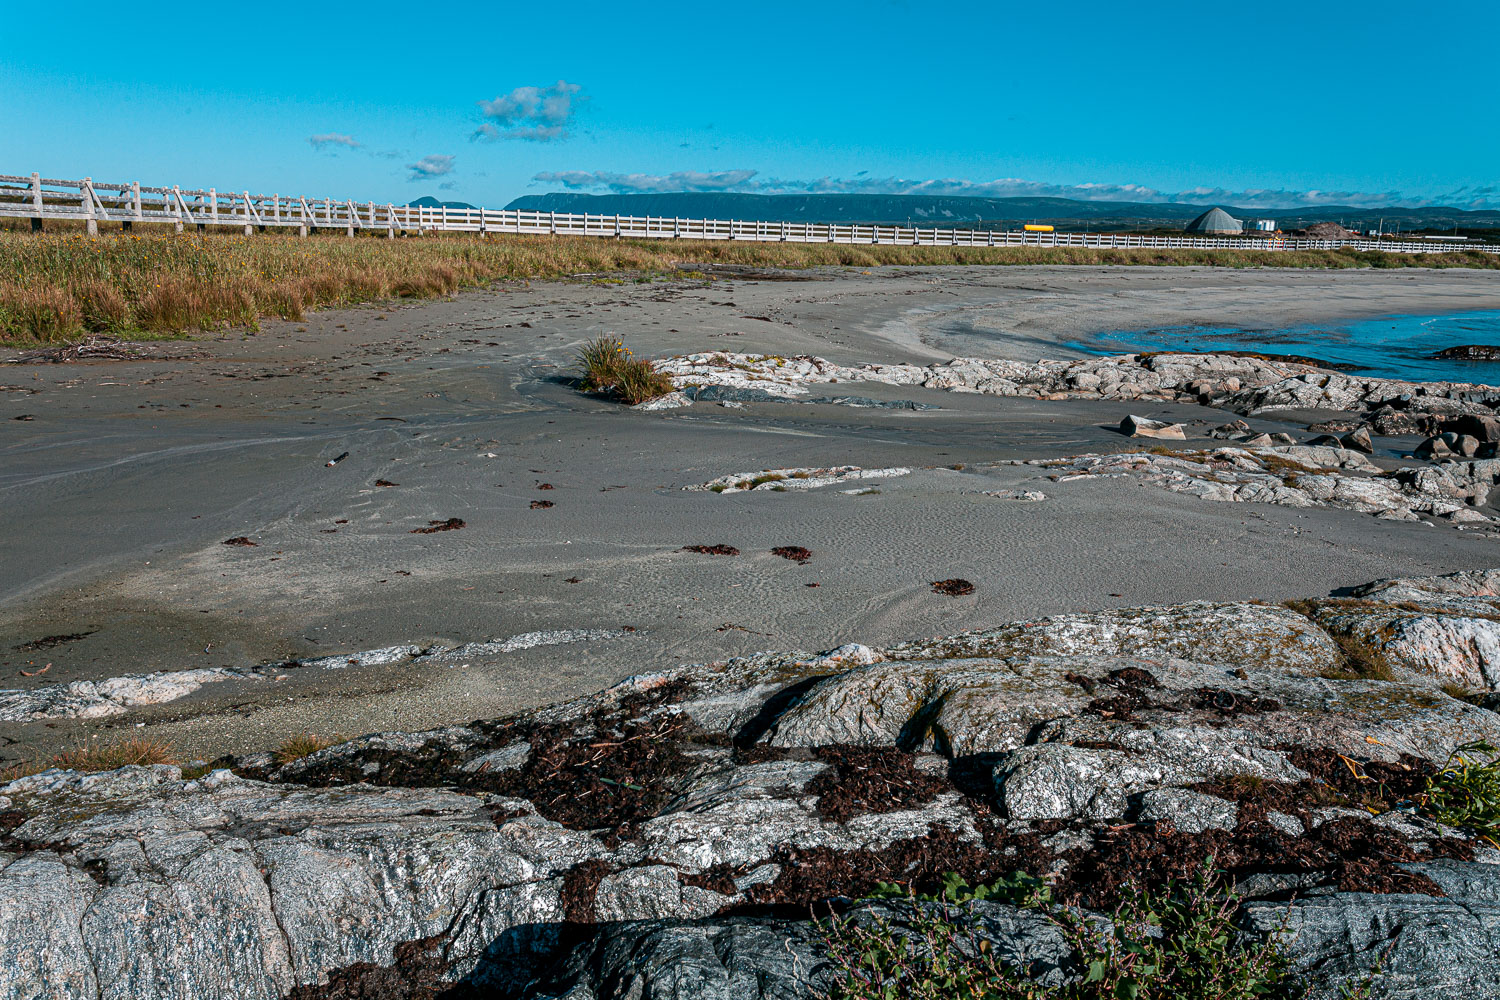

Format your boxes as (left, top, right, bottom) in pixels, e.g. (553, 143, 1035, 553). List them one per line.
(9, 567, 1500, 998)
(656, 350, 1500, 452)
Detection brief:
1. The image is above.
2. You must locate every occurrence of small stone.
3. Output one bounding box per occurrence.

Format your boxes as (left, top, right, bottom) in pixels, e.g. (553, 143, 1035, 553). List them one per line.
(1120, 414, 1186, 440)
(1341, 426, 1374, 453)
(1416, 435, 1453, 460)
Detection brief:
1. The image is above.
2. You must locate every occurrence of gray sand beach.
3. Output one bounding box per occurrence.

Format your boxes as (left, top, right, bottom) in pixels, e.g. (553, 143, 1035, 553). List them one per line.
(5, 264, 1500, 764)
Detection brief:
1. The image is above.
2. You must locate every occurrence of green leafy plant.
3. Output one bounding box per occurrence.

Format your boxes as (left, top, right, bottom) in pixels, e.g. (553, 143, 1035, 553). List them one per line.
(821, 863, 1302, 1000)
(1420, 739, 1500, 843)
(869, 870, 1053, 909)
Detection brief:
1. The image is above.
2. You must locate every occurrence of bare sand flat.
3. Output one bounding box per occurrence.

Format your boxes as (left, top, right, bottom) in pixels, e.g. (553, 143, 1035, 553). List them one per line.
(4, 264, 1500, 763)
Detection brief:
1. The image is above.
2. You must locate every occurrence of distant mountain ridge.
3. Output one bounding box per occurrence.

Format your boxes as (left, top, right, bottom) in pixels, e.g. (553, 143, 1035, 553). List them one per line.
(502, 192, 1500, 232)
(408, 196, 477, 210)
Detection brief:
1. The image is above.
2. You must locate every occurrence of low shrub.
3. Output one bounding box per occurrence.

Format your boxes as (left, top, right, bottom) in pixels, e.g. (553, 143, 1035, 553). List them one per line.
(1420, 739, 1500, 843)
(821, 863, 1302, 999)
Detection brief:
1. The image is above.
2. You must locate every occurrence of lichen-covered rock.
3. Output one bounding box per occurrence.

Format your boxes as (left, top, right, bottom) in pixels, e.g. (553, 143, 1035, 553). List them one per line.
(884, 601, 1340, 676)
(1242, 860, 1500, 1000)
(11, 570, 1500, 998)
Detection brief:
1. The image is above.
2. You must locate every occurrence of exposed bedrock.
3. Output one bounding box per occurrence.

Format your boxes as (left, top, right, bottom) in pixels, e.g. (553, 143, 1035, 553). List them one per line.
(9, 569, 1500, 997)
(656, 350, 1500, 444)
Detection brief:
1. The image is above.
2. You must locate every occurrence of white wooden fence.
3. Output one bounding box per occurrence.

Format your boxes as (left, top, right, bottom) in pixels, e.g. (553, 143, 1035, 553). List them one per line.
(1, 171, 1493, 256)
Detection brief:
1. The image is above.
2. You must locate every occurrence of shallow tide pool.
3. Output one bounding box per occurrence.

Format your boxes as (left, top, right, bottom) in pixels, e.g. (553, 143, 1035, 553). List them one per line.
(1070, 309, 1500, 384)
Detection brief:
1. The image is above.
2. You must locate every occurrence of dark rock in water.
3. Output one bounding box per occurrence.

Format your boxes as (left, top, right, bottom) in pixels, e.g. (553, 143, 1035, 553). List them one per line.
(1306, 435, 1344, 448)
(1433, 345, 1500, 361)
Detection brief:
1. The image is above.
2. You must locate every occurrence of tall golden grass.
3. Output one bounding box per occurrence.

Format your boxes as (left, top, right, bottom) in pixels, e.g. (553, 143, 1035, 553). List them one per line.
(1, 229, 1495, 345)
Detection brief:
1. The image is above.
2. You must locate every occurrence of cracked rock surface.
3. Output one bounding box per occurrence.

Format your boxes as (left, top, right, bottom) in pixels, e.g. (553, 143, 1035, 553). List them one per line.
(9, 568, 1500, 998)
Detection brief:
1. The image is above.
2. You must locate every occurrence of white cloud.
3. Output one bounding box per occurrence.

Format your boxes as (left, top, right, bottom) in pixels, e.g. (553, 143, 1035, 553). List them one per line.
(474, 81, 582, 142)
(534, 169, 757, 194)
(308, 133, 361, 151)
(407, 154, 455, 181)
(528, 169, 1498, 210)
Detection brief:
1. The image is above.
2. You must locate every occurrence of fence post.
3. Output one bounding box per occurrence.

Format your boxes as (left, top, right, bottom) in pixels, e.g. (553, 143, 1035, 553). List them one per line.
(614, 214, 621, 240)
(82, 177, 98, 236)
(29, 172, 43, 231)
(386, 204, 396, 238)
(242, 191, 253, 236)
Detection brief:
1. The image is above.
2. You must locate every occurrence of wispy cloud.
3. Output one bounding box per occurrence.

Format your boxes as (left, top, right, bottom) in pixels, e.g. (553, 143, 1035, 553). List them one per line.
(407, 154, 455, 181)
(531, 169, 1499, 211)
(535, 169, 756, 194)
(308, 133, 362, 152)
(474, 81, 582, 142)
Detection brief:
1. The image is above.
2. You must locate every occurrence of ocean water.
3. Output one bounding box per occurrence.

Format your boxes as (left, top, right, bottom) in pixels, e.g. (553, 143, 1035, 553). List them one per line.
(1069, 310, 1500, 384)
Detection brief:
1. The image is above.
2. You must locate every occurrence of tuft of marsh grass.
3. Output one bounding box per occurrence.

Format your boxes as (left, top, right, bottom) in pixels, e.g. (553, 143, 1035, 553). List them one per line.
(2, 735, 178, 781)
(2, 229, 1496, 346)
(273, 732, 348, 765)
(575, 335, 674, 405)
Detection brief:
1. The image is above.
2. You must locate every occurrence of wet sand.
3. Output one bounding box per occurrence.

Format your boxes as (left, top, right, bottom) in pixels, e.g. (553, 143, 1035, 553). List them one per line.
(4, 264, 1500, 763)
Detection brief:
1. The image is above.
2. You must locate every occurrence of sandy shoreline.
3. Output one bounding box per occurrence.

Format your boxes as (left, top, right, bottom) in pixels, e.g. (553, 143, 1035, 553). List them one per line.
(4, 263, 1500, 764)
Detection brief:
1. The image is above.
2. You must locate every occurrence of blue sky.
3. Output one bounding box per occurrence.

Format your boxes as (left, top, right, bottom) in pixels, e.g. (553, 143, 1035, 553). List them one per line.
(3, 0, 1497, 210)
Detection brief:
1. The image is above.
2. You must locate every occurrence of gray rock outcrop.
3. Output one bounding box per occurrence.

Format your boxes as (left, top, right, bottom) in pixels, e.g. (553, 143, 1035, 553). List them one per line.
(9, 570, 1500, 998)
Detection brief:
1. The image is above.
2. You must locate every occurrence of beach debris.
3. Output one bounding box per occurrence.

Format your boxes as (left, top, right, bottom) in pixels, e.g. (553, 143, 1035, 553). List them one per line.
(692, 466, 912, 493)
(530, 500, 554, 509)
(13, 414, 34, 421)
(374, 479, 399, 487)
(18, 664, 50, 677)
(683, 544, 740, 556)
(411, 518, 465, 533)
(772, 546, 813, 563)
(982, 489, 1048, 502)
(223, 537, 258, 547)
(1121, 414, 1186, 440)
(931, 578, 976, 596)
(13, 632, 93, 652)
(325, 452, 349, 467)
(537, 483, 554, 490)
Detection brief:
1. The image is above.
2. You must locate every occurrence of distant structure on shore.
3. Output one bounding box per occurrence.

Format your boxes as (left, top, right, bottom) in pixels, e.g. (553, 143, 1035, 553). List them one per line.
(1297, 221, 1359, 240)
(1183, 207, 1243, 235)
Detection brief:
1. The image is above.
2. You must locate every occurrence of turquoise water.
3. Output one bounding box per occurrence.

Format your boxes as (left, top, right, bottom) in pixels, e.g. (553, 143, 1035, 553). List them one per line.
(1069, 310, 1500, 383)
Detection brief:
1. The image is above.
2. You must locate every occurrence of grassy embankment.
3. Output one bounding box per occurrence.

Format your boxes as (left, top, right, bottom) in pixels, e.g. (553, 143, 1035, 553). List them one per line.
(2, 228, 1497, 346)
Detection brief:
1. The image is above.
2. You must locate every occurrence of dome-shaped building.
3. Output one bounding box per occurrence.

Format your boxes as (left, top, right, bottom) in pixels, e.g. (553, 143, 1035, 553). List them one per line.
(1184, 207, 1243, 235)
